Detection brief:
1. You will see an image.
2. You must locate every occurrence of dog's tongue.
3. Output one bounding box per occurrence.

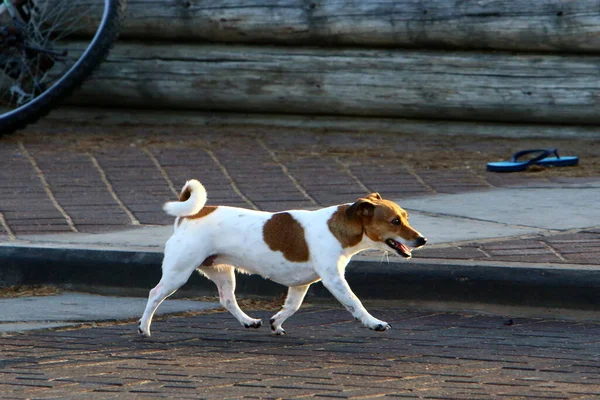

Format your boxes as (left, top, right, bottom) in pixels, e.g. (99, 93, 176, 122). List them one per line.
(387, 239, 412, 256)
(398, 242, 411, 256)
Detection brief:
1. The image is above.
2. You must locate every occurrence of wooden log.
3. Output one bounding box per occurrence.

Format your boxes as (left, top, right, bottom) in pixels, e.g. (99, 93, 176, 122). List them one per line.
(69, 43, 600, 124)
(113, 0, 600, 52)
(45, 107, 600, 140)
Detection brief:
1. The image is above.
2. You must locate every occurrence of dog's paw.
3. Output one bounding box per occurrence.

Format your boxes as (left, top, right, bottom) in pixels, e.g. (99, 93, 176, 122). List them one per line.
(244, 319, 263, 329)
(270, 318, 286, 335)
(137, 320, 151, 337)
(371, 323, 391, 332)
(138, 328, 151, 338)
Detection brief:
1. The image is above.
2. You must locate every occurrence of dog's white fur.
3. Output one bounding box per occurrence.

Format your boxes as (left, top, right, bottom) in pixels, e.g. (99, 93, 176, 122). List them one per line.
(162, 179, 207, 217)
(139, 179, 426, 337)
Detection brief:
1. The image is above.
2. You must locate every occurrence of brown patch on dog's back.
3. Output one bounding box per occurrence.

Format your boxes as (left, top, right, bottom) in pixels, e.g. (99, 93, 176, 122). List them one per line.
(328, 205, 363, 248)
(263, 213, 310, 262)
(178, 206, 218, 226)
(188, 206, 217, 220)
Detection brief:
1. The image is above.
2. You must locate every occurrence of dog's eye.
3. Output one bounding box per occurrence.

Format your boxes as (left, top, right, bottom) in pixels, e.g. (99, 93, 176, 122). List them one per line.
(391, 218, 401, 226)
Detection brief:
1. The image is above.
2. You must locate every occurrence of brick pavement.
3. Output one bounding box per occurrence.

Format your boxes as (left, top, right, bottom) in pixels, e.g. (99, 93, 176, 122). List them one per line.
(1, 306, 600, 399)
(1, 124, 599, 265)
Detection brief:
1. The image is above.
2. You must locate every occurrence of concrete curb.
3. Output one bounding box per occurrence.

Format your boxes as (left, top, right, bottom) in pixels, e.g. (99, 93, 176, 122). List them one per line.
(1, 246, 599, 310)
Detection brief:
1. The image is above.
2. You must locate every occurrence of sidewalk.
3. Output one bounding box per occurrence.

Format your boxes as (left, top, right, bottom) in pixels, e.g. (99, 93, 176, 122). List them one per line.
(2, 178, 599, 313)
(1, 118, 599, 305)
(1, 114, 600, 398)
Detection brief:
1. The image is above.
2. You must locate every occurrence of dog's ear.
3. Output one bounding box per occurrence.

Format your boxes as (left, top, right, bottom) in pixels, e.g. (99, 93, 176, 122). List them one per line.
(366, 192, 382, 200)
(346, 198, 376, 220)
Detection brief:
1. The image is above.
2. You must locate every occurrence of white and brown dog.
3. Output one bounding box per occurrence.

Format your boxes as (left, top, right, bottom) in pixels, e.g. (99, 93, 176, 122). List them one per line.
(139, 179, 426, 337)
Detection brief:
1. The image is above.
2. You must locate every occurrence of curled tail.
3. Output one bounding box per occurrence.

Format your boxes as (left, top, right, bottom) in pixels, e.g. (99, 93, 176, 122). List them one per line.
(163, 179, 207, 217)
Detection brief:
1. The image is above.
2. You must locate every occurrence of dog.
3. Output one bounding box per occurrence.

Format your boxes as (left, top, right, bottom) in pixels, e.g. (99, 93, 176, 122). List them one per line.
(138, 179, 426, 337)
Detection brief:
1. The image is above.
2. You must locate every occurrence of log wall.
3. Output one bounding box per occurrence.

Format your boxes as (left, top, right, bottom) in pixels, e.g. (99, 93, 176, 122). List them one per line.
(116, 0, 600, 53)
(72, 43, 600, 124)
(70, 0, 600, 129)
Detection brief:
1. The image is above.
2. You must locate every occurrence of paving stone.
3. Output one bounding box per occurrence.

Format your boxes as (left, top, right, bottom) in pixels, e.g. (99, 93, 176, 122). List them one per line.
(11, 225, 74, 235)
(483, 254, 565, 263)
(562, 253, 600, 264)
(418, 246, 488, 260)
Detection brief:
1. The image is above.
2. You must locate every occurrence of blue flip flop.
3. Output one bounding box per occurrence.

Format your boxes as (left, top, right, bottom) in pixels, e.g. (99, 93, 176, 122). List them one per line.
(487, 149, 579, 172)
(534, 149, 579, 168)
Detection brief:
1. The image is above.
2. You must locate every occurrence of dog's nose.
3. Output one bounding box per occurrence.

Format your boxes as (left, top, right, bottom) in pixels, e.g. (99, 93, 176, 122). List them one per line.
(415, 237, 427, 247)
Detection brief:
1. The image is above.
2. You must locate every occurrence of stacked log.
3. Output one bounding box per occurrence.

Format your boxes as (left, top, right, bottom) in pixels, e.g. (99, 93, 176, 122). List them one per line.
(115, 0, 600, 52)
(70, 0, 600, 128)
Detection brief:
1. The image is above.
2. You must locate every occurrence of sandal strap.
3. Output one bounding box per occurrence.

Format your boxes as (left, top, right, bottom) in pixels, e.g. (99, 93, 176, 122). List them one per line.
(511, 148, 559, 163)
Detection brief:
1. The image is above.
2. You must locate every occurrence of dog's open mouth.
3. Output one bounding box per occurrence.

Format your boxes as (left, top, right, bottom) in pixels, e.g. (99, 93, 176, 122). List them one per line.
(385, 239, 412, 258)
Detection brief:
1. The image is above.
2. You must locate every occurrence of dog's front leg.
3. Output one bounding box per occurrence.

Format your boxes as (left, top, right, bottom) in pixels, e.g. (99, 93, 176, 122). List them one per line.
(319, 271, 390, 332)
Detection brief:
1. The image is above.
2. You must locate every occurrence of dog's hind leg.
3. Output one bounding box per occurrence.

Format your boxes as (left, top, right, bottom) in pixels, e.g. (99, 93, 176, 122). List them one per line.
(269, 284, 310, 335)
(199, 265, 263, 329)
(138, 253, 197, 338)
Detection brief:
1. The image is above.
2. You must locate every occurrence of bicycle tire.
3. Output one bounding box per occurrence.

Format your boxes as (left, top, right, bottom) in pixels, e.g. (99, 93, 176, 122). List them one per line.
(0, 0, 126, 135)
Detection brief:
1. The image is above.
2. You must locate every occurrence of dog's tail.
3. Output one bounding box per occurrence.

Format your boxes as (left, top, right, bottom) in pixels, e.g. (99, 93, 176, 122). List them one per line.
(163, 179, 207, 217)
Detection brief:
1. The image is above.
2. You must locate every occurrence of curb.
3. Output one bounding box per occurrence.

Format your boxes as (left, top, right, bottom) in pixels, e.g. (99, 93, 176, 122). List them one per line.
(1, 246, 599, 310)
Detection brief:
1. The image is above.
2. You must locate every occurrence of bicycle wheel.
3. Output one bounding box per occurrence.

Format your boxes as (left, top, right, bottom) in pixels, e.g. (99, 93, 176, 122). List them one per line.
(0, 0, 125, 135)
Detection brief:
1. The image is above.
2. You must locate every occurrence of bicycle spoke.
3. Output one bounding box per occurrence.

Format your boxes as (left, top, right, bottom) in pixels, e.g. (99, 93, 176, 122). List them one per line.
(0, 0, 121, 133)
(1, 0, 105, 111)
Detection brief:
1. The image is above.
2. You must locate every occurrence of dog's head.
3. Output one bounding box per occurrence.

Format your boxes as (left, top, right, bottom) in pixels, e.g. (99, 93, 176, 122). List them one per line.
(346, 193, 426, 258)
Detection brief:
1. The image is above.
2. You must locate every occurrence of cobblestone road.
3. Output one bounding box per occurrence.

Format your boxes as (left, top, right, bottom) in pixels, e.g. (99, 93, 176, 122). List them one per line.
(2, 306, 600, 399)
